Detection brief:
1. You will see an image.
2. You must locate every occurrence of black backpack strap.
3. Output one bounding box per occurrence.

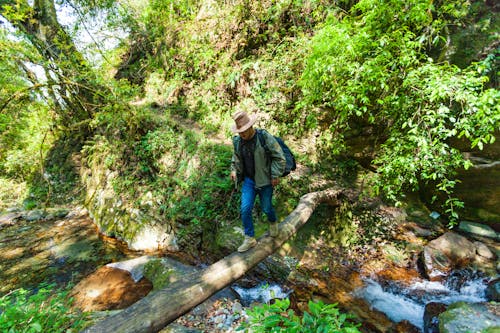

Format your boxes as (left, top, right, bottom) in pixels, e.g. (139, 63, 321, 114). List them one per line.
(233, 135, 241, 155)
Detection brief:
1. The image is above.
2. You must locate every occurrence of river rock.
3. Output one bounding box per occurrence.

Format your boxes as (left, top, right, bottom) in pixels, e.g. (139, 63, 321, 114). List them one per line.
(474, 241, 496, 260)
(0, 212, 21, 226)
(459, 221, 499, 240)
(70, 266, 153, 311)
(422, 232, 476, 281)
(143, 257, 197, 290)
(160, 323, 202, 333)
(423, 302, 447, 333)
(485, 278, 500, 302)
(106, 255, 154, 282)
(438, 302, 500, 333)
(393, 320, 420, 333)
(24, 209, 45, 221)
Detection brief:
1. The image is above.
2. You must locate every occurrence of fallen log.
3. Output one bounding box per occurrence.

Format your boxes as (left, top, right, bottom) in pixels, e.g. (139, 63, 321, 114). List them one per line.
(82, 188, 343, 333)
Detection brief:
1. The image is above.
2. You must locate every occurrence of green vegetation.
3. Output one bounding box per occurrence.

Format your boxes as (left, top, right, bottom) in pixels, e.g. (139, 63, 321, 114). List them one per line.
(1, 0, 498, 222)
(298, 0, 499, 223)
(0, 283, 88, 332)
(239, 298, 361, 333)
(0, 0, 498, 331)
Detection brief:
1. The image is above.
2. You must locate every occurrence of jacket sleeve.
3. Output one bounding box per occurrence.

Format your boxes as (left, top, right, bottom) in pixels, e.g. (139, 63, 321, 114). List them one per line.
(262, 130, 286, 179)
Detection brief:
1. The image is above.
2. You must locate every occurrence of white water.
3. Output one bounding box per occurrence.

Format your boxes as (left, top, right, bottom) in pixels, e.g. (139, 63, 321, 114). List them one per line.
(354, 276, 488, 330)
(232, 283, 292, 306)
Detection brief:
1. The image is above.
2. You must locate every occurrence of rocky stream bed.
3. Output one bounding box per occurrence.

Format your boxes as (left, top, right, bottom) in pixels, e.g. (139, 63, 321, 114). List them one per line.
(0, 203, 499, 333)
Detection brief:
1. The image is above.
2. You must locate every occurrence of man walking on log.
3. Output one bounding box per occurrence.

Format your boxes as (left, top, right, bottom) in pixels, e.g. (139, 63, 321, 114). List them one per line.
(230, 110, 286, 252)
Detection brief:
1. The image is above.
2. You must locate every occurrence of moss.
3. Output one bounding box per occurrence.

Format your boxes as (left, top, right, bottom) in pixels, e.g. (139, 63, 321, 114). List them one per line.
(143, 259, 175, 290)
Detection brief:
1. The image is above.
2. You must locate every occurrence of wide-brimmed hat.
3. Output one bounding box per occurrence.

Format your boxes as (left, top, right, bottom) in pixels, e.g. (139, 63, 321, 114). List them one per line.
(231, 111, 257, 133)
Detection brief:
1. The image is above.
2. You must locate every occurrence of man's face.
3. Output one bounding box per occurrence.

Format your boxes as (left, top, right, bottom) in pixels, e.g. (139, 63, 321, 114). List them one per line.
(239, 127, 254, 141)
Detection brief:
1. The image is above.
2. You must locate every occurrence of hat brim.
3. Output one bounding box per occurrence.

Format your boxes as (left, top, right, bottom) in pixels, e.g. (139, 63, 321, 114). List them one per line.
(231, 114, 257, 133)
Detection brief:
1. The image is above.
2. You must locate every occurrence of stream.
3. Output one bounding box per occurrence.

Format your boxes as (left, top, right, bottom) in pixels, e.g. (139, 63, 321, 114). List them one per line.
(354, 275, 488, 330)
(0, 208, 136, 294)
(0, 207, 497, 332)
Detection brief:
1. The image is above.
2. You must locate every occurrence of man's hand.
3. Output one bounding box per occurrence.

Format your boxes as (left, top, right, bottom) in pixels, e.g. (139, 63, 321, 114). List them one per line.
(230, 171, 237, 182)
(271, 178, 280, 187)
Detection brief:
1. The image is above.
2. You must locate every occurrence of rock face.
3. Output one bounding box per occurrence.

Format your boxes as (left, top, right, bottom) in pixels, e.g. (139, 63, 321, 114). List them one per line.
(438, 302, 500, 333)
(70, 266, 153, 311)
(81, 152, 179, 252)
(454, 145, 500, 224)
(422, 232, 476, 281)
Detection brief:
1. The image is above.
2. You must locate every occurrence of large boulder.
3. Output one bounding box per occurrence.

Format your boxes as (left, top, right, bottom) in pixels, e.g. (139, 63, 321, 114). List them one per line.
(422, 232, 476, 281)
(70, 266, 153, 311)
(438, 302, 500, 333)
(81, 160, 179, 252)
(143, 257, 197, 290)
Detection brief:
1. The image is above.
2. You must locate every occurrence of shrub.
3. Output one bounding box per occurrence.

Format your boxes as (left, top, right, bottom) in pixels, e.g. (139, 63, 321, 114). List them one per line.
(0, 283, 89, 332)
(239, 298, 361, 333)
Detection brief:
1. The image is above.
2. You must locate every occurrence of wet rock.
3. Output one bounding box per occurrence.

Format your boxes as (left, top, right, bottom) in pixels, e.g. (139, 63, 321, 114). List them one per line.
(422, 232, 476, 281)
(404, 222, 435, 238)
(438, 302, 500, 333)
(0, 212, 21, 226)
(24, 209, 45, 221)
(289, 268, 394, 333)
(423, 302, 447, 333)
(459, 221, 499, 240)
(376, 266, 421, 288)
(393, 319, 420, 333)
(474, 241, 496, 260)
(70, 266, 153, 311)
(106, 255, 154, 282)
(486, 278, 500, 302)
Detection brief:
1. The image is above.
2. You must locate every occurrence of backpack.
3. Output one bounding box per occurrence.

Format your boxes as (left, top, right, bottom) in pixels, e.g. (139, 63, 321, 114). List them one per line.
(256, 129, 296, 177)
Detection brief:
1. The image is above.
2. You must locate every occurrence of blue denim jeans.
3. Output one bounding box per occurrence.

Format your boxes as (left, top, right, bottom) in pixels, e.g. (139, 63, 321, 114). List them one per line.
(241, 177, 277, 237)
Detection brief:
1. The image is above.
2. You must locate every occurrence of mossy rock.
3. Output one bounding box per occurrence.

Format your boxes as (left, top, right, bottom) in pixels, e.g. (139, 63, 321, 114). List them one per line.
(143, 258, 197, 290)
(438, 302, 500, 333)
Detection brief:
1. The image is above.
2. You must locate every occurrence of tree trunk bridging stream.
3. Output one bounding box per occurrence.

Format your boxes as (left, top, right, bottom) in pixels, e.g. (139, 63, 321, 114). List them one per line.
(81, 188, 343, 333)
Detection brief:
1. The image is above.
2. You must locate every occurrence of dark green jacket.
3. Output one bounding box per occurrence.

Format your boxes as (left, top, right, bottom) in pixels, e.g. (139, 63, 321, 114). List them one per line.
(231, 129, 286, 188)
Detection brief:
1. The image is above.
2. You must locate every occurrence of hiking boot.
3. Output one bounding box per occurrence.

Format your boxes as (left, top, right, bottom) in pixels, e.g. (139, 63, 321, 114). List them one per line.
(269, 222, 279, 237)
(238, 236, 257, 252)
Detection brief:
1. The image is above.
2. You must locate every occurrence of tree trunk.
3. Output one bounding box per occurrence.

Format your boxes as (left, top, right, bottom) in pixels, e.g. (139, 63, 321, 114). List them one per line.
(1, 0, 107, 124)
(82, 188, 343, 333)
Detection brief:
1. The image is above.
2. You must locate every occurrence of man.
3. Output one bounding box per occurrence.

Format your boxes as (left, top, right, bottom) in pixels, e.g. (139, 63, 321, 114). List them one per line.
(230, 111, 286, 252)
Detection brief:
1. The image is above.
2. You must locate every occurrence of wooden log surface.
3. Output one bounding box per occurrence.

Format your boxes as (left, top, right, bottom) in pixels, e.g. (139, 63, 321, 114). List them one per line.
(82, 188, 342, 333)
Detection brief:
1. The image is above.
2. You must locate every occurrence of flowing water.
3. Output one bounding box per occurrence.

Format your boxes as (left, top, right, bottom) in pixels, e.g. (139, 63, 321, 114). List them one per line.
(232, 282, 292, 307)
(354, 274, 489, 330)
(232, 273, 489, 331)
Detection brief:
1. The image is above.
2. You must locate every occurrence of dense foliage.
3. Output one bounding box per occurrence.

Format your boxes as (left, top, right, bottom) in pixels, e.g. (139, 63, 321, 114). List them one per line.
(239, 298, 361, 333)
(0, 0, 497, 220)
(0, 283, 88, 332)
(299, 0, 499, 222)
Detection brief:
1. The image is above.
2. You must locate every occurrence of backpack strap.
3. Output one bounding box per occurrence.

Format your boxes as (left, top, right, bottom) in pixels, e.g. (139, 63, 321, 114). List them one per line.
(233, 135, 240, 153)
(257, 129, 270, 157)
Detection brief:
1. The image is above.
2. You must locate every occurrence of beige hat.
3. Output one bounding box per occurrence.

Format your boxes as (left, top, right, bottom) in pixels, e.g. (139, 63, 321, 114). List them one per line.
(231, 111, 257, 133)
